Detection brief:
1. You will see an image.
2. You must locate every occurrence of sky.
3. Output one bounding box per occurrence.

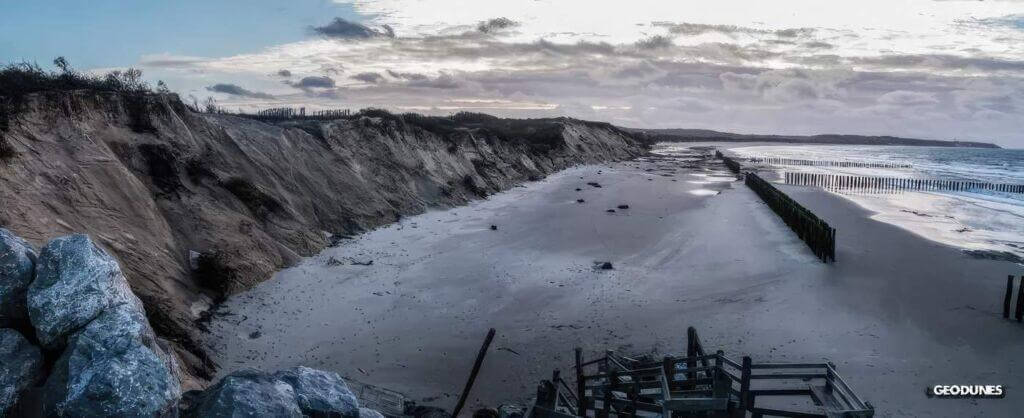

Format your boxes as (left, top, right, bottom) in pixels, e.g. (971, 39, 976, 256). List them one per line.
(2, 1, 1023, 147)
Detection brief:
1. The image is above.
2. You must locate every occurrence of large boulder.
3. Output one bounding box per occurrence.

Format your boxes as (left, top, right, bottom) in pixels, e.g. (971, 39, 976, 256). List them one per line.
(0, 328, 44, 416)
(28, 234, 140, 348)
(276, 366, 359, 418)
(0, 229, 37, 326)
(183, 369, 303, 418)
(185, 367, 361, 418)
(41, 304, 181, 417)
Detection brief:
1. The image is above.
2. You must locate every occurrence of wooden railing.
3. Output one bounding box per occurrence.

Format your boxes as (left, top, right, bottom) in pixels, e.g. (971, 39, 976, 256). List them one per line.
(534, 327, 873, 417)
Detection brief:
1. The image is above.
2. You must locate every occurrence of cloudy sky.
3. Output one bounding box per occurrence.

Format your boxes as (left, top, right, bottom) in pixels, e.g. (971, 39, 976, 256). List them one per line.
(3, 1, 1024, 146)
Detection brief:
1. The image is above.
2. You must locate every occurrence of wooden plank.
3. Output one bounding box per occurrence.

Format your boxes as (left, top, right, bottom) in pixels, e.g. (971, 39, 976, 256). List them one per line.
(748, 407, 827, 418)
(750, 389, 813, 397)
(750, 373, 827, 380)
(750, 363, 830, 370)
(663, 397, 729, 412)
(809, 385, 845, 411)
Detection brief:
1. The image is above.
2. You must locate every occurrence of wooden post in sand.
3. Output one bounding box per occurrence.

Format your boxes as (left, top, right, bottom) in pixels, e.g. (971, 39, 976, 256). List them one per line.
(1005, 275, 1015, 319)
(575, 348, 585, 417)
(1016, 279, 1024, 322)
(452, 328, 496, 417)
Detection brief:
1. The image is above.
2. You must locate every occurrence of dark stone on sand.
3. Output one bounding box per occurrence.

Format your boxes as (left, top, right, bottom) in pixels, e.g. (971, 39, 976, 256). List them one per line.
(474, 407, 500, 418)
(577, 199, 585, 203)
(617, 204, 629, 209)
(249, 330, 261, 339)
(587, 182, 602, 188)
(575, 188, 581, 191)
(606, 209, 615, 213)
(490, 225, 498, 230)
(0, 228, 37, 326)
(0, 328, 44, 415)
(600, 262, 613, 270)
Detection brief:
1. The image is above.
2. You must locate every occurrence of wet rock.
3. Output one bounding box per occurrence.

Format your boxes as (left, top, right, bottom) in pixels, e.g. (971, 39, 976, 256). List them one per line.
(473, 408, 499, 418)
(574, 188, 581, 191)
(0, 228, 37, 326)
(0, 328, 43, 415)
(617, 204, 630, 209)
(361, 407, 386, 418)
(599, 262, 614, 270)
(41, 304, 181, 417)
(576, 199, 585, 203)
(184, 369, 302, 418)
(498, 404, 526, 418)
(275, 366, 359, 418)
(28, 234, 139, 348)
(606, 209, 616, 213)
(490, 225, 498, 231)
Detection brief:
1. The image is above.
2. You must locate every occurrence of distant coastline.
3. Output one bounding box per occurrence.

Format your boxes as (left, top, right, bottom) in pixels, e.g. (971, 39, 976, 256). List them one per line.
(627, 128, 1001, 149)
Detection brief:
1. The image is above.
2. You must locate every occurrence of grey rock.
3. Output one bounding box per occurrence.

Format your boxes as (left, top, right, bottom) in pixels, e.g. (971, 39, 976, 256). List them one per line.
(28, 234, 140, 348)
(0, 328, 44, 415)
(0, 229, 37, 325)
(184, 369, 302, 418)
(42, 304, 181, 417)
(276, 366, 359, 418)
(498, 404, 525, 418)
(360, 407, 385, 418)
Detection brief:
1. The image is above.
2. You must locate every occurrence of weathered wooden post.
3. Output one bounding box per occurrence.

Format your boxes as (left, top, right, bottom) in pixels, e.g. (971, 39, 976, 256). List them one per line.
(740, 356, 752, 412)
(1005, 275, 1015, 319)
(452, 328, 496, 417)
(575, 347, 585, 417)
(1016, 278, 1024, 322)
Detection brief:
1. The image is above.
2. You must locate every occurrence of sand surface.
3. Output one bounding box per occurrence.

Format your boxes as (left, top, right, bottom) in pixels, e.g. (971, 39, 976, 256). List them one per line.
(205, 145, 1024, 417)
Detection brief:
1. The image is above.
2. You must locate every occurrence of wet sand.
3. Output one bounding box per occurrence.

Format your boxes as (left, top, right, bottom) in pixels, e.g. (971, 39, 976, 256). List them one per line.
(205, 145, 1024, 417)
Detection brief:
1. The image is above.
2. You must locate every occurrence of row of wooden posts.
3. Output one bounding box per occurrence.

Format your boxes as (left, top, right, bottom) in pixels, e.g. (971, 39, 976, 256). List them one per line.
(786, 172, 1024, 195)
(1003, 276, 1024, 322)
(746, 173, 837, 263)
(752, 156, 911, 169)
(715, 150, 741, 174)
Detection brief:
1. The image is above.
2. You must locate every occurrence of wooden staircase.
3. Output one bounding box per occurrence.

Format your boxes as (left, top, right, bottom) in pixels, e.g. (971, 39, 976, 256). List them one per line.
(529, 327, 873, 418)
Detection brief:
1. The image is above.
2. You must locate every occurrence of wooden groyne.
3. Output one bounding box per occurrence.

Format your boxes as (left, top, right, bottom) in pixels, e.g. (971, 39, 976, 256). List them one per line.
(747, 173, 836, 262)
(1004, 275, 1024, 322)
(752, 157, 910, 169)
(715, 150, 741, 174)
(785, 172, 1024, 194)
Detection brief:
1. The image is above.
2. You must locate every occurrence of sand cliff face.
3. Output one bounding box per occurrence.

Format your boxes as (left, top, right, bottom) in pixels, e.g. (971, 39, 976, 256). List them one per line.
(0, 91, 645, 385)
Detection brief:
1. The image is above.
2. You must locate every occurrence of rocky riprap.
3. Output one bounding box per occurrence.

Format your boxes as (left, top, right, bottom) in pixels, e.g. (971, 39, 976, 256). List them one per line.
(0, 229, 385, 418)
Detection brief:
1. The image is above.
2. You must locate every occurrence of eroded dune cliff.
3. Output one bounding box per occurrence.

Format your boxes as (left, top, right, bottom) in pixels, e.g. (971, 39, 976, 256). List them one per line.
(0, 91, 645, 385)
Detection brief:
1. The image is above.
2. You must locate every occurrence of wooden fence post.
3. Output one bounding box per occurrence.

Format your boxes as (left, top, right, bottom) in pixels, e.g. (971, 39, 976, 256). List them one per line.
(452, 328, 495, 417)
(575, 347, 585, 417)
(740, 356, 752, 412)
(1005, 275, 1015, 319)
(1016, 278, 1024, 322)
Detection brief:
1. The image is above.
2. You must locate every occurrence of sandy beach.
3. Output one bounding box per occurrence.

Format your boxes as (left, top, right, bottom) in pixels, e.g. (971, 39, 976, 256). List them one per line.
(205, 144, 1024, 417)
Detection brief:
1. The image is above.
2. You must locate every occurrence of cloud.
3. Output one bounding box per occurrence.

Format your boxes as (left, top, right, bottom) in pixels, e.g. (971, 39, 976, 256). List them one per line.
(477, 17, 519, 34)
(205, 83, 274, 99)
(311, 17, 395, 39)
(877, 90, 939, 106)
(288, 76, 336, 89)
(653, 22, 815, 39)
(351, 72, 385, 83)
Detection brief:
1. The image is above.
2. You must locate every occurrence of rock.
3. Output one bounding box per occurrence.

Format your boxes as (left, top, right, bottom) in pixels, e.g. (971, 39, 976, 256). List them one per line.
(186, 367, 359, 418)
(490, 225, 498, 231)
(606, 209, 615, 213)
(42, 304, 181, 417)
(28, 234, 140, 348)
(275, 366, 359, 418)
(188, 250, 201, 271)
(576, 199, 585, 203)
(498, 404, 526, 418)
(617, 204, 629, 209)
(184, 369, 301, 418)
(586, 182, 601, 188)
(0, 228, 37, 326)
(473, 408, 500, 418)
(360, 407, 386, 418)
(599, 262, 614, 270)
(0, 328, 44, 415)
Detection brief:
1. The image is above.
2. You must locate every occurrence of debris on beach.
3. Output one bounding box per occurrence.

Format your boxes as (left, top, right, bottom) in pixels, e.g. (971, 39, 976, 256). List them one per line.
(577, 199, 585, 203)
(490, 225, 498, 230)
(617, 204, 629, 209)
(352, 260, 373, 266)
(593, 261, 614, 270)
(587, 182, 602, 188)
(606, 209, 616, 213)
(248, 330, 262, 339)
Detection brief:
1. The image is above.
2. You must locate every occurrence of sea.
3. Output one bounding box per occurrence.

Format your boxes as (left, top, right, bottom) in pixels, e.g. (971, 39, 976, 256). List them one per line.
(728, 145, 1024, 262)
